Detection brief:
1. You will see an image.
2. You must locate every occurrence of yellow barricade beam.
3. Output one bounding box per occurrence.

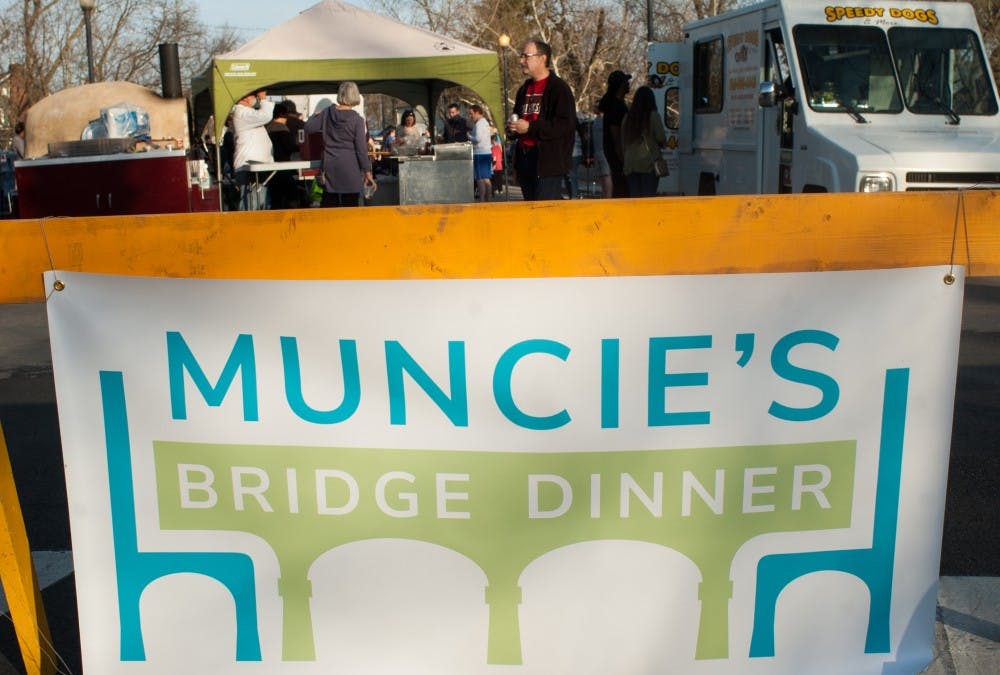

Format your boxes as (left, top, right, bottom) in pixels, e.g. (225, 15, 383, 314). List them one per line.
(2, 191, 999, 304)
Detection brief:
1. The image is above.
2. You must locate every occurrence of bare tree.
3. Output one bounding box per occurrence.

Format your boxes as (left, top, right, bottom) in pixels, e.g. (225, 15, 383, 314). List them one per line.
(374, 0, 659, 116)
(967, 0, 1000, 77)
(0, 0, 239, 128)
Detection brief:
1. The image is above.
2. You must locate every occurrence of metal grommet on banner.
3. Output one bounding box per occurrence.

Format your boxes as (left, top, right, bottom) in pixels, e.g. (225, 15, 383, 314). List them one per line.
(943, 273, 956, 286)
(52, 280, 65, 292)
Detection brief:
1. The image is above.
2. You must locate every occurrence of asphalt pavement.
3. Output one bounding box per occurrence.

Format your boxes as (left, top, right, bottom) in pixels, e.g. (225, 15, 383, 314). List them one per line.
(0, 277, 997, 674)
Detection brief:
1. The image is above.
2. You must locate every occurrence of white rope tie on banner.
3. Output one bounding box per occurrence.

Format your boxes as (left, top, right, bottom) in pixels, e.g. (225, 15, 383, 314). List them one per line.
(37, 217, 67, 299)
(0, 613, 77, 675)
(945, 189, 971, 286)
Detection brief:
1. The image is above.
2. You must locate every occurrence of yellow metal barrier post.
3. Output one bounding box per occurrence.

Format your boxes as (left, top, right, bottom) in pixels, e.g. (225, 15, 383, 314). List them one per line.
(0, 423, 55, 675)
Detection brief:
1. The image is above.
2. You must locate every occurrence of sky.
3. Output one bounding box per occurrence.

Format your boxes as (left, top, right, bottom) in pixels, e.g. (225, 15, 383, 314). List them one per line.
(196, 0, 373, 38)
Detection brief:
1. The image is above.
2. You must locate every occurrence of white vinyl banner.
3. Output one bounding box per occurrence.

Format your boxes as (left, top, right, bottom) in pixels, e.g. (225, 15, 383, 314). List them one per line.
(46, 268, 963, 675)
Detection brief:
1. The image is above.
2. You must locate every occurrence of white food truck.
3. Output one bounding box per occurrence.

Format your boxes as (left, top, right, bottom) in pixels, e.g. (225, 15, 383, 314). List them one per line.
(647, 0, 1000, 195)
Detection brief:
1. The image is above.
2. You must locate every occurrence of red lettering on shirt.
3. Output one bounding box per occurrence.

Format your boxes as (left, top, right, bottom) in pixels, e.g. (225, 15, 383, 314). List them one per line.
(519, 76, 548, 149)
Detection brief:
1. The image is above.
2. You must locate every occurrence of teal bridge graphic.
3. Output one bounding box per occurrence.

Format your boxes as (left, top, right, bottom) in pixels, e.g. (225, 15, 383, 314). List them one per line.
(99, 368, 909, 664)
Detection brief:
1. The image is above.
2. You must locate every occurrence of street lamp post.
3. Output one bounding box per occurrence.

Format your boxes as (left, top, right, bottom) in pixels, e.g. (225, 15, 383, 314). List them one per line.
(498, 33, 511, 200)
(80, 0, 96, 84)
(647, 0, 654, 42)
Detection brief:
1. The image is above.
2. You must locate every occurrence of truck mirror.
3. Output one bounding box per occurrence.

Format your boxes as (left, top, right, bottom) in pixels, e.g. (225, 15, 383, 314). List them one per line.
(759, 81, 778, 108)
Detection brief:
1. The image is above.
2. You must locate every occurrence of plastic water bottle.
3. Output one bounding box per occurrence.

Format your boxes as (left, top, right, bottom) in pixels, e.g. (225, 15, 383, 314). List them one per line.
(197, 160, 210, 190)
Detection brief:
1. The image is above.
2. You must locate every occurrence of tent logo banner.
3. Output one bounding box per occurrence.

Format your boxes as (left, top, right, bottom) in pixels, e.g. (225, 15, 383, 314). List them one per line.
(224, 63, 257, 78)
(46, 269, 962, 674)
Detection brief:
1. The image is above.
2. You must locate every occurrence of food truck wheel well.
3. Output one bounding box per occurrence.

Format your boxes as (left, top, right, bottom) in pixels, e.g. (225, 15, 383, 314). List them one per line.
(697, 171, 718, 196)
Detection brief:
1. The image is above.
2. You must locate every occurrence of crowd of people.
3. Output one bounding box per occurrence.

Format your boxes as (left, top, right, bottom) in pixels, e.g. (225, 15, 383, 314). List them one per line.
(503, 37, 668, 201)
(222, 87, 497, 208)
(222, 82, 376, 210)
(220, 41, 666, 210)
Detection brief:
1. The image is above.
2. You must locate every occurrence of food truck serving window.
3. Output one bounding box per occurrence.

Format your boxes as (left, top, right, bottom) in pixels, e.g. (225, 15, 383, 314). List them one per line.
(889, 27, 998, 116)
(694, 37, 724, 113)
(793, 25, 902, 114)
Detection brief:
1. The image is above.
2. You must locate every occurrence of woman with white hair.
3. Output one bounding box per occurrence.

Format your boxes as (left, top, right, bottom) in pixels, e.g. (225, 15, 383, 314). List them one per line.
(305, 81, 377, 207)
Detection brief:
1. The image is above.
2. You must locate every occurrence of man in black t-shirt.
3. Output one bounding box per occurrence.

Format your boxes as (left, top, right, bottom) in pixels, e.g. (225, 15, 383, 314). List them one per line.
(442, 103, 469, 142)
(281, 100, 305, 141)
(599, 70, 631, 198)
(266, 103, 303, 209)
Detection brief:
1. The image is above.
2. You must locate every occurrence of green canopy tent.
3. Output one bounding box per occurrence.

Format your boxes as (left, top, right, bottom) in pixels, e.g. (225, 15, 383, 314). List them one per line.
(190, 0, 504, 143)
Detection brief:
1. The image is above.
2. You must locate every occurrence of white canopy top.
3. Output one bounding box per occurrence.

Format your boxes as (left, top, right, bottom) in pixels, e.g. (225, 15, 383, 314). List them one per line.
(219, 0, 493, 60)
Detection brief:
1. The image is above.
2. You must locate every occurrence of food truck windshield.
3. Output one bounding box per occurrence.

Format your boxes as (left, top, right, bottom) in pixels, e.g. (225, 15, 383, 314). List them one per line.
(792, 24, 998, 117)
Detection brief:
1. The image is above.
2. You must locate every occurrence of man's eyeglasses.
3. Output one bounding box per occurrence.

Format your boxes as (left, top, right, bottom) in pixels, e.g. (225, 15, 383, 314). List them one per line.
(519, 53, 541, 60)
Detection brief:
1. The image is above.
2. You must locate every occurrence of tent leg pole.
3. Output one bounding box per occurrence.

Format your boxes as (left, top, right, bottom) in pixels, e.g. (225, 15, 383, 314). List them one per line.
(216, 143, 223, 211)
